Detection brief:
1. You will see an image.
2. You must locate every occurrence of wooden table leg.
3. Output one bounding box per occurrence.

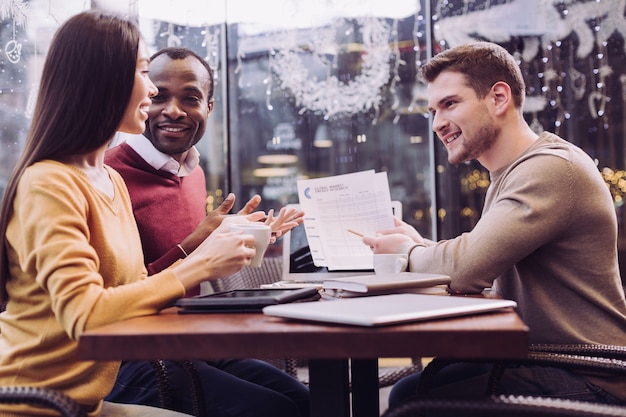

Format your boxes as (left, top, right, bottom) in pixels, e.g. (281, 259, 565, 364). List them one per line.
(351, 358, 380, 417)
(308, 359, 350, 417)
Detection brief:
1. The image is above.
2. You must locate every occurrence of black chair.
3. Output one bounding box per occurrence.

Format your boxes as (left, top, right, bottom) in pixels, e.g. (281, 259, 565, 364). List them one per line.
(0, 386, 87, 417)
(417, 344, 626, 397)
(150, 359, 206, 417)
(0, 373, 202, 417)
(0, 301, 191, 417)
(211, 255, 285, 293)
(0, 301, 86, 417)
(382, 343, 626, 417)
(380, 394, 626, 417)
(378, 358, 423, 389)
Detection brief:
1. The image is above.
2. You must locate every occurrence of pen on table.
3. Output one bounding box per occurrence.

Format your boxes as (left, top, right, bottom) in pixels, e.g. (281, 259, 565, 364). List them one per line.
(347, 229, 364, 238)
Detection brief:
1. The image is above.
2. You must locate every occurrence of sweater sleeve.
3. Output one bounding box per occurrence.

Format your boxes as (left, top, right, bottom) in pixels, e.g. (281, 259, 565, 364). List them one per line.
(9, 164, 186, 340)
(408, 153, 574, 293)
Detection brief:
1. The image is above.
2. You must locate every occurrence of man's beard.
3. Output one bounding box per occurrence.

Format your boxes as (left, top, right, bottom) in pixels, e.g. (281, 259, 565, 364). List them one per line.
(449, 124, 497, 165)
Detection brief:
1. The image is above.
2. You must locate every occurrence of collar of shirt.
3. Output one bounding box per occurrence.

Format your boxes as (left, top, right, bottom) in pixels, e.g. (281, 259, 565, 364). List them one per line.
(125, 134, 200, 177)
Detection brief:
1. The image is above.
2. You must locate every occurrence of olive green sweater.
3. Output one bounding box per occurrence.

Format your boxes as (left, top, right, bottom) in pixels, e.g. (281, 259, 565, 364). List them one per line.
(0, 160, 185, 416)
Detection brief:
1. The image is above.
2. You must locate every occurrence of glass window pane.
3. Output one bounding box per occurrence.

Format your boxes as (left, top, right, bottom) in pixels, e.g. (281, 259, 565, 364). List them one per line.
(226, 0, 435, 238)
(0, 1, 89, 196)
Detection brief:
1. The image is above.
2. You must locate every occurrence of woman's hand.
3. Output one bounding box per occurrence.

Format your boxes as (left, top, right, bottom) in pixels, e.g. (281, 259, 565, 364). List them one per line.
(179, 193, 265, 254)
(173, 230, 257, 290)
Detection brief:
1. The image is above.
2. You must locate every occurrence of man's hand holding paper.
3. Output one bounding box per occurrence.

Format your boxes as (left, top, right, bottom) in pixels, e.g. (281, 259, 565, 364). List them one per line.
(363, 217, 427, 254)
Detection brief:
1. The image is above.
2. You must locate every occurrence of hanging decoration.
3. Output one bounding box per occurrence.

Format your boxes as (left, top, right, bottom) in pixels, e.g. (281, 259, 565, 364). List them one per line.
(4, 22, 21, 63)
(160, 22, 181, 47)
(569, 68, 586, 101)
(433, 0, 625, 135)
(203, 25, 220, 75)
(264, 50, 275, 111)
(401, 6, 428, 121)
(270, 16, 393, 119)
(523, 95, 547, 135)
(434, 0, 626, 62)
(1, 0, 27, 64)
(389, 18, 404, 124)
(588, 43, 612, 120)
(0, 0, 27, 27)
(517, 50, 548, 122)
(154, 21, 220, 83)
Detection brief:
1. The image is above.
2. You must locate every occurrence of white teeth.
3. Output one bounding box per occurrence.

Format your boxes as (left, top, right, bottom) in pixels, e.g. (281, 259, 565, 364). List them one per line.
(162, 126, 185, 133)
(446, 133, 460, 144)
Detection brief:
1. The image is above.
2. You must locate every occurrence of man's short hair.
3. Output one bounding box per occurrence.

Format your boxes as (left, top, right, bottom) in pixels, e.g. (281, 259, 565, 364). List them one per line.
(150, 47, 215, 100)
(422, 42, 525, 109)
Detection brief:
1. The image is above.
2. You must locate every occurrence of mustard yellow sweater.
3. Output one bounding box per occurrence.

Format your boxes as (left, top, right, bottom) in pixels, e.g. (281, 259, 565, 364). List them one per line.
(0, 160, 185, 416)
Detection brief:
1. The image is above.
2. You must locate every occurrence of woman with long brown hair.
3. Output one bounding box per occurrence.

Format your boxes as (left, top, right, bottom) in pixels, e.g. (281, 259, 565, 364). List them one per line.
(0, 10, 261, 417)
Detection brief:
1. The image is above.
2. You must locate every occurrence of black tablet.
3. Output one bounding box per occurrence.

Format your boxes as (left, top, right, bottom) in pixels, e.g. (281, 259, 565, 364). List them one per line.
(174, 287, 321, 313)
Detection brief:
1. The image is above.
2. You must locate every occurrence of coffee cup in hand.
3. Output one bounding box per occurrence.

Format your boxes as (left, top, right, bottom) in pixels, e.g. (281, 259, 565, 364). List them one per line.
(230, 223, 271, 267)
(373, 253, 408, 274)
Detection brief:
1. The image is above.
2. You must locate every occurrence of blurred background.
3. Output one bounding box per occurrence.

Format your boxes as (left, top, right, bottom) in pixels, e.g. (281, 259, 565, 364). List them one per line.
(0, 0, 624, 279)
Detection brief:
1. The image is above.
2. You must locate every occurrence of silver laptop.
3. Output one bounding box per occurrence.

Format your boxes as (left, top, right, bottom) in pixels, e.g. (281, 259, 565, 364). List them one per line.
(263, 293, 517, 327)
(280, 202, 402, 282)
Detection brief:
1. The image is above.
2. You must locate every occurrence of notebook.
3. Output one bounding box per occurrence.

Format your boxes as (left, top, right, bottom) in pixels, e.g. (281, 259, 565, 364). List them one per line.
(262, 293, 517, 327)
(322, 272, 451, 298)
(279, 202, 402, 283)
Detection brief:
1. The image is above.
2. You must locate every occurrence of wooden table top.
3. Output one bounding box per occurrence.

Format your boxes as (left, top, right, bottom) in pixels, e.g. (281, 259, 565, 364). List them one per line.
(78, 306, 528, 361)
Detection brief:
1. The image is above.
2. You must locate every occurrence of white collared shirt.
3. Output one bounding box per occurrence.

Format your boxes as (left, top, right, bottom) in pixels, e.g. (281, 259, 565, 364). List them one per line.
(125, 134, 200, 177)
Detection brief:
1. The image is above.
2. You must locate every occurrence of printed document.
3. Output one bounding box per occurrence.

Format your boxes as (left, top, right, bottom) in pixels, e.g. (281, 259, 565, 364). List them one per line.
(297, 170, 394, 270)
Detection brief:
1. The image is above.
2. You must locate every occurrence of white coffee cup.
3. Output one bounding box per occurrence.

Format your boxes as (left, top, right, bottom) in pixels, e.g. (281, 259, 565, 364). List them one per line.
(373, 253, 408, 274)
(230, 223, 271, 267)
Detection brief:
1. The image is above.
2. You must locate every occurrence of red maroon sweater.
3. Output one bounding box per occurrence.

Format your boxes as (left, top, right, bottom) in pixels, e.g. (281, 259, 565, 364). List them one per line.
(105, 142, 206, 295)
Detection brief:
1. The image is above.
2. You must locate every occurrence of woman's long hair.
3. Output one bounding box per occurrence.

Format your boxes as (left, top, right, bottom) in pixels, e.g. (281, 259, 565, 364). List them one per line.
(0, 10, 141, 302)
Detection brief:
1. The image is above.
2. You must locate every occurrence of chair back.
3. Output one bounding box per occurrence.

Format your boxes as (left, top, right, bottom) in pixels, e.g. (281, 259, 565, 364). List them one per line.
(211, 256, 283, 292)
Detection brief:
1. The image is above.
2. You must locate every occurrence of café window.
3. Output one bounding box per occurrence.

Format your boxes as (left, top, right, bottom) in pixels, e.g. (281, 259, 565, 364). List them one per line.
(226, 1, 435, 240)
(1, 0, 625, 268)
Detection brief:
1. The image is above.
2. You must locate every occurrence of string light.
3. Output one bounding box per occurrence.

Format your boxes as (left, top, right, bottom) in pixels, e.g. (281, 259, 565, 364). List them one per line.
(601, 167, 626, 207)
